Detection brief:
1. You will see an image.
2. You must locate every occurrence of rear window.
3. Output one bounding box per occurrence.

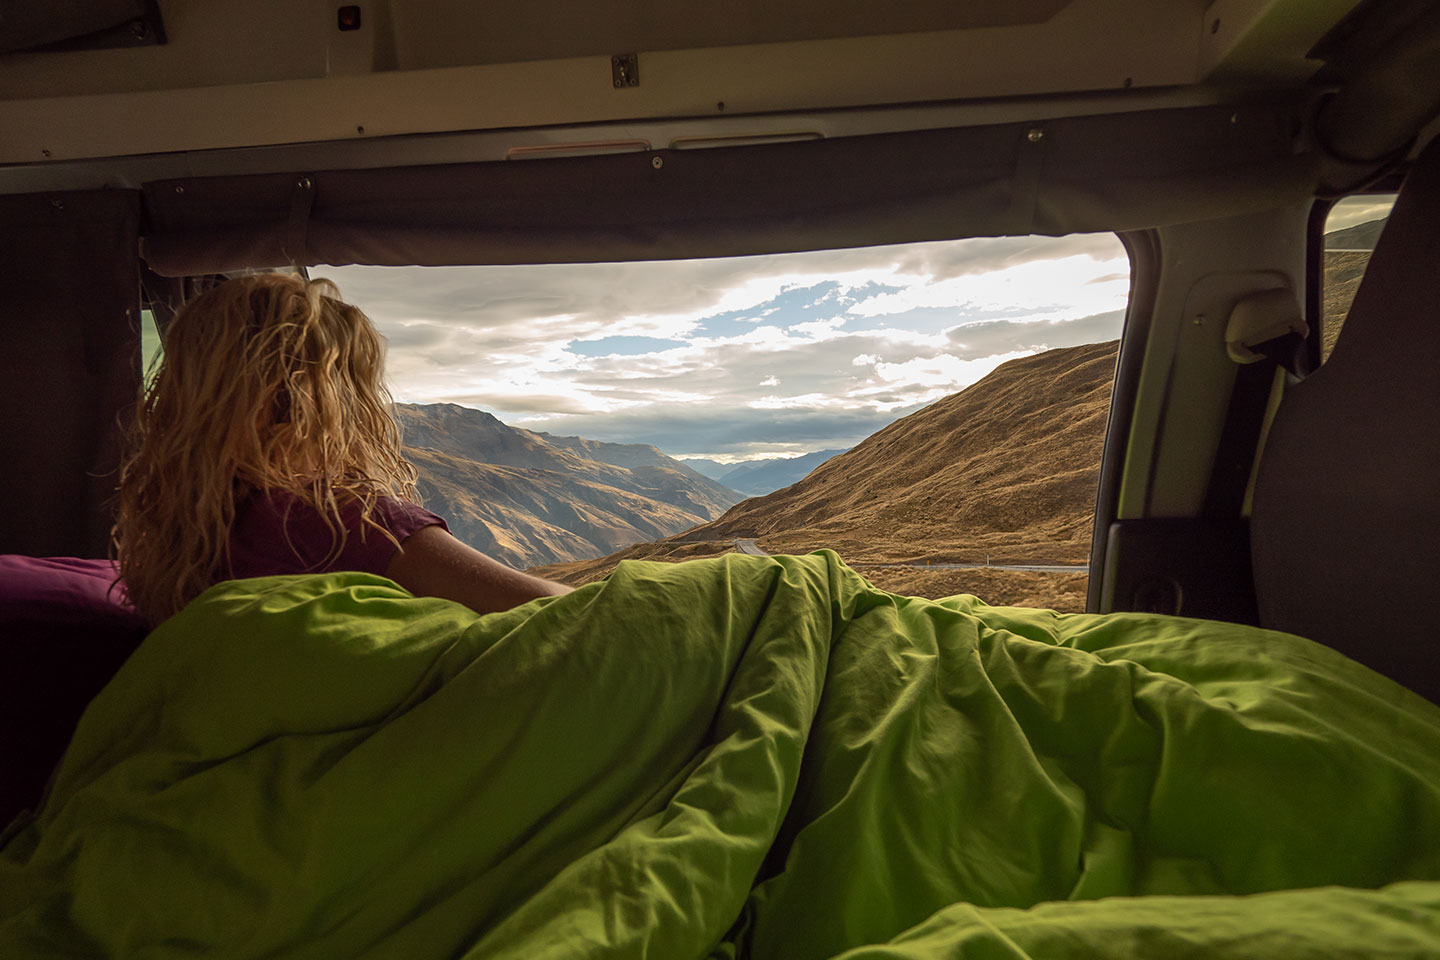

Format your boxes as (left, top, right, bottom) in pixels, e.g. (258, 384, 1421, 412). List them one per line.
(323, 233, 1130, 610)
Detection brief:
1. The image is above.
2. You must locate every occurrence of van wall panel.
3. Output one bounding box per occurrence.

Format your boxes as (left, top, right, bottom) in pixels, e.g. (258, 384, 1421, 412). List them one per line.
(0, 190, 140, 558)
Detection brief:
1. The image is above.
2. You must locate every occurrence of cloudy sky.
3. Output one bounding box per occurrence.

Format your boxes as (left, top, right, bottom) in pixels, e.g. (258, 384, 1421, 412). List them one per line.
(1328, 195, 1394, 232)
(326, 233, 1134, 461)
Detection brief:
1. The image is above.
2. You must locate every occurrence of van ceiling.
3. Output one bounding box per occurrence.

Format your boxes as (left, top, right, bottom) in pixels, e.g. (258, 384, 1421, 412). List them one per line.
(0, 0, 1364, 164)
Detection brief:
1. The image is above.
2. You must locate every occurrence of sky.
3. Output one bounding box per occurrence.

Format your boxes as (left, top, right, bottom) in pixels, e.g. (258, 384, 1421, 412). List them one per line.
(325, 233, 1132, 462)
(1327, 195, 1394, 232)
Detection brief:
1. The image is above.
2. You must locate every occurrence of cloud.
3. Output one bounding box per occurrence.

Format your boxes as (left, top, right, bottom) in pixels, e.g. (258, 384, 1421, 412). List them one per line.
(568, 336, 688, 357)
(847, 253, 1129, 322)
(441, 392, 596, 416)
(376, 319, 451, 351)
(1326, 196, 1394, 233)
(330, 233, 1124, 345)
(885, 232, 1124, 282)
(858, 350, 1032, 409)
(945, 310, 1126, 358)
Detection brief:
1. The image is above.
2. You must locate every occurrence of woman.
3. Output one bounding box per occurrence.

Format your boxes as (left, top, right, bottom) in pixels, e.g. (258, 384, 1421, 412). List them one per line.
(112, 273, 570, 626)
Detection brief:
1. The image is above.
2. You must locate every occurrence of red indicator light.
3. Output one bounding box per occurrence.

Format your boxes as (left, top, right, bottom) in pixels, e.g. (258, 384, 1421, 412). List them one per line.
(337, 6, 361, 31)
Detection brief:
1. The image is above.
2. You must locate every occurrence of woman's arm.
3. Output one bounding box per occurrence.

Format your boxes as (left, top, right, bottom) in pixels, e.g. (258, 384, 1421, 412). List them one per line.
(383, 524, 573, 615)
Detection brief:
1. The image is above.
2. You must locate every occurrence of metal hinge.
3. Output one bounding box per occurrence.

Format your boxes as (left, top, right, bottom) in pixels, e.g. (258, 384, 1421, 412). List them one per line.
(612, 54, 639, 89)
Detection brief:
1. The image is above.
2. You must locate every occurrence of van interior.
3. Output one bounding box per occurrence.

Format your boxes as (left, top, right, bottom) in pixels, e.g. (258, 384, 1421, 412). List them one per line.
(2, 0, 1439, 955)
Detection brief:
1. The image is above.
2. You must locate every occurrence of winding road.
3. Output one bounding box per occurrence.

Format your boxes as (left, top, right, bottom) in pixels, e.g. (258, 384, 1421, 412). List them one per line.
(733, 539, 1087, 573)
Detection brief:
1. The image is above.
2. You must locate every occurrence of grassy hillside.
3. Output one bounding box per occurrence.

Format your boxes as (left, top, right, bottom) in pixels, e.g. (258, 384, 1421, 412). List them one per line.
(1321, 250, 1369, 362)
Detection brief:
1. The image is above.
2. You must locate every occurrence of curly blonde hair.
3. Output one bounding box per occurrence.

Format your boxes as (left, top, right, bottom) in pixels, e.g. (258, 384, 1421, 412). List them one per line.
(113, 273, 419, 625)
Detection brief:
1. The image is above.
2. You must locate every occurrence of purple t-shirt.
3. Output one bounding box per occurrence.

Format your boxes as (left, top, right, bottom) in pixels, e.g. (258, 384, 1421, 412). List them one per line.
(227, 491, 448, 580)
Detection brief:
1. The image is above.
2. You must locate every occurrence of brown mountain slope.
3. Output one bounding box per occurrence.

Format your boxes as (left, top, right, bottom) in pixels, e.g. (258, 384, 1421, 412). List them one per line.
(407, 447, 710, 568)
(396, 402, 743, 567)
(397, 403, 740, 519)
(684, 340, 1117, 564)
(1321, 250, 1369, 361)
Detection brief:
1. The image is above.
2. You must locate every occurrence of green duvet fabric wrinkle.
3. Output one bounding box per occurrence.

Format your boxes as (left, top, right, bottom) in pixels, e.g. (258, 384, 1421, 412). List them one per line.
(3, 551, 1439, 959)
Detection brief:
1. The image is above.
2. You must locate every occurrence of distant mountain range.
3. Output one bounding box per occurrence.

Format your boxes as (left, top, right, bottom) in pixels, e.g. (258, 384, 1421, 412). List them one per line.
(397, 403, 740, 567)
(681, 449, 848, 496)
(679, 458, 737, 482)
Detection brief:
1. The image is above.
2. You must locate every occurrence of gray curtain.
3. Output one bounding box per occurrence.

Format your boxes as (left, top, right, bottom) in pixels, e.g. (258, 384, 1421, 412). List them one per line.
(142, 102, 1318, 276)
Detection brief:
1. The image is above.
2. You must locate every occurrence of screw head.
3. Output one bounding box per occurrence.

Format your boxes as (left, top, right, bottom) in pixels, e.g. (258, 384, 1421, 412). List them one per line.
(175, 185, 185, 194)
(298, 177, 313, 190)
(1026, 128, 1045, 143)
(651, 155, 663, 170)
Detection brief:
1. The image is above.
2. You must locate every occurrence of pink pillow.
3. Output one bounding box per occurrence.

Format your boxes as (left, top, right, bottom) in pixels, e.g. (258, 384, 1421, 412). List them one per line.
(0, 555, 141, 625)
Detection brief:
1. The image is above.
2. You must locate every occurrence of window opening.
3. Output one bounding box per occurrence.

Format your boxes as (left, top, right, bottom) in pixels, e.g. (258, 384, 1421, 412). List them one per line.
(1321, 194, 1396, 363)
(140, 306, 163, 389)
(318, 234, 1129, 612)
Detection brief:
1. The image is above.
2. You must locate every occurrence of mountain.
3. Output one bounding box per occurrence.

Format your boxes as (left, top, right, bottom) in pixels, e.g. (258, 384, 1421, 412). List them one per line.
(526, 430, 741, 519)
(1324, 217, 1386, 251)
(716, 449, 848, 496)
(404, 447, 711, 568)
(395, 403, 742, 567)
(1321, 251, 1369, 360)
(681, 449, 851, 495)
(680, 341, 1116, 565)
(397, 404, 739, 517)
(679, 458, 737, 483)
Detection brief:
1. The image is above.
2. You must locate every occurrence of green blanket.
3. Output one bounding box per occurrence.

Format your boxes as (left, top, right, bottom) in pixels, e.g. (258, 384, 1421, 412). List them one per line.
(4, 552, 1440, 957)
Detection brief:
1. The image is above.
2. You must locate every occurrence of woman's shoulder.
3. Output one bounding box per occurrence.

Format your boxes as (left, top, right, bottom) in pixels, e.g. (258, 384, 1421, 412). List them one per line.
(229, 489, 448, 579)
(367, 496, 449, 542)
(239, 488, 445, 530)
